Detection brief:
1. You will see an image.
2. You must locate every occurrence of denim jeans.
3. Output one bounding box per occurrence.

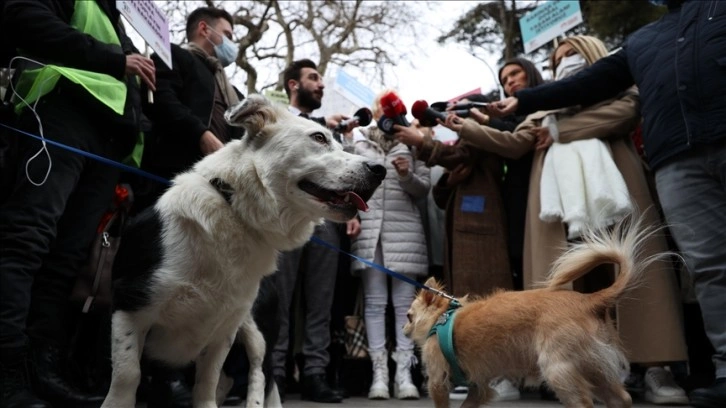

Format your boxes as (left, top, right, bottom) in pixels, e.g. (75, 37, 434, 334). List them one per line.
(655, 139, 726, 378)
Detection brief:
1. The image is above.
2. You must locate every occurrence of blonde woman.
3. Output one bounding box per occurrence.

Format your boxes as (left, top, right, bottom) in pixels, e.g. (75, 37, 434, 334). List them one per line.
(441, 36, 689, 405)
(350, 91, 431, 400)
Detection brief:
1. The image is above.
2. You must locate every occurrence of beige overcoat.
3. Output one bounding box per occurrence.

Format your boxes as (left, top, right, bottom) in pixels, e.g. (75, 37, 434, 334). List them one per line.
(457, 90, 687, 363)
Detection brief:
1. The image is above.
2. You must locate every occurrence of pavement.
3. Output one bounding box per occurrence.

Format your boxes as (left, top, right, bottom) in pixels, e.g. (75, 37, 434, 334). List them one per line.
(221, 391, 695, 407)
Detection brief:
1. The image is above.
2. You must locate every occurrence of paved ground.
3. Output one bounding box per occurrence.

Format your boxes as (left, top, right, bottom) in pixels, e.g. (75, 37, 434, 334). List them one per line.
(220, 391, 695, 407)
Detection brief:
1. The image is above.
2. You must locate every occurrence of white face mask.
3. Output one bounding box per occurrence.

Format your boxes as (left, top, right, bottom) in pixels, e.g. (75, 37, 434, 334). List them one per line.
(206, 26, 238, 67)
(555, 54, 587, 80)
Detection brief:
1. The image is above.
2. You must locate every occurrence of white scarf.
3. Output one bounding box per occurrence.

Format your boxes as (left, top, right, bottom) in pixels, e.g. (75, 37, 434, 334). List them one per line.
(539, 54, 632, 239)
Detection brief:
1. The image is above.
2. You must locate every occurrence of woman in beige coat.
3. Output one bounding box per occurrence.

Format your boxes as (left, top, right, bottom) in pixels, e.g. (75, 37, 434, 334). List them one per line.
(441, 36, 688, 405)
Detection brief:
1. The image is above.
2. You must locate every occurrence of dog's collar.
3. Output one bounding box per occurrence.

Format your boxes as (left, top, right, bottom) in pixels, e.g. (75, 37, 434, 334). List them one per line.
(210, 178, 234, 204)
(427, 300, 468, 387)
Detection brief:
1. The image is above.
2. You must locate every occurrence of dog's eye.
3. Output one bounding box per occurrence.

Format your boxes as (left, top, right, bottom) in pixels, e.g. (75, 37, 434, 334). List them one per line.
(407, 312, 413, 322)
(310, 132, 327, 144)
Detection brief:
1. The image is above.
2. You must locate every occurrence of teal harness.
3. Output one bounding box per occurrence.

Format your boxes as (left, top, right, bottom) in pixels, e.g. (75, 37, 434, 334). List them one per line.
(427, 299, 468, 387)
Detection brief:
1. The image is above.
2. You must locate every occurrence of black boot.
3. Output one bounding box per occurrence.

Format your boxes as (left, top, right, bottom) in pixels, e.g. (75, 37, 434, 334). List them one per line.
(300, 374, 343, 403)
(30, 341, 104, 408)
(0, 349, 51, 408)
(689, 378, 726, 408)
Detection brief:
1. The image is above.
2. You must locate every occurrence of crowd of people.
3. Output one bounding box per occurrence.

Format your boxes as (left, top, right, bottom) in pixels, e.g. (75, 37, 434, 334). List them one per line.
(0, 1, 723, 408)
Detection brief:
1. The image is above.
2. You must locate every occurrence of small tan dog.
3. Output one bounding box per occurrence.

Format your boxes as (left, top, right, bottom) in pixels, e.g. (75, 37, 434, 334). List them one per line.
(404, 217, 660, 408)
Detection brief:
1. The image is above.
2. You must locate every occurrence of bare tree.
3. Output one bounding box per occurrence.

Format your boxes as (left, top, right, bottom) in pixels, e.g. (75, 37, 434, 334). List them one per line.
(440, 0, 665, 68)
(162, 0, 422, 95)
(437, 0, 538, 64)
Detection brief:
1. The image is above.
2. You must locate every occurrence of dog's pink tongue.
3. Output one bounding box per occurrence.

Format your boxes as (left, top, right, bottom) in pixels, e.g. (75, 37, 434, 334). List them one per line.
(347, 192, 368, 212)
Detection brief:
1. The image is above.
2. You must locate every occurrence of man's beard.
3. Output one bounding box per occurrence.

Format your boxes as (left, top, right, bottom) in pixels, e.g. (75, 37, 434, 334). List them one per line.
(297, 87, 322, 111)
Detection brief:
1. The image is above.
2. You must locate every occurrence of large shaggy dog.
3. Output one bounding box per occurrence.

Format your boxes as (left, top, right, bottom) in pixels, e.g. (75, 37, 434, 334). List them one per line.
(404, 217, 660, 408)
(101, 95, 385, 408)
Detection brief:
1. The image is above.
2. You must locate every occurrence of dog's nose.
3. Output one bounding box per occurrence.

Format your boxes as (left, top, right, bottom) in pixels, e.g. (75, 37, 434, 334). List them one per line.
(365, 162, 386, 182)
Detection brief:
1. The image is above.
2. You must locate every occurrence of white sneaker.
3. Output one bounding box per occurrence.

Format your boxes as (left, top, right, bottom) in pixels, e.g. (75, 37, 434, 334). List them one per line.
(644, 367, 689, 405)
(491, 378, 521, 402)
(449, 385, 468, 400)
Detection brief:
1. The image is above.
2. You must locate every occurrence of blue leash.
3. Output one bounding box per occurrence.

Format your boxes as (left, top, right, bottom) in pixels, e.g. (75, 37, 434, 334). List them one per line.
(0, 121, 171, 186)
(309, 236, 456, 301)
(0, 120, 458, 301)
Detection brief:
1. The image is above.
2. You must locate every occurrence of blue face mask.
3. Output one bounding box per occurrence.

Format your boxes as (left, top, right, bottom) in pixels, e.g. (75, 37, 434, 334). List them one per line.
(206, 26, 238, 67)
(649, 0, 669, 6)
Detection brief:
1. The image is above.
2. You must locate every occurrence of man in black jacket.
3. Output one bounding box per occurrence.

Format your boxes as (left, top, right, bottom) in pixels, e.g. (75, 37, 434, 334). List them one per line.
(272, 59, 360, 404)
(137, 6, 244, 209)
(0, 1, 153, 407)
(489, 1, 725, 407)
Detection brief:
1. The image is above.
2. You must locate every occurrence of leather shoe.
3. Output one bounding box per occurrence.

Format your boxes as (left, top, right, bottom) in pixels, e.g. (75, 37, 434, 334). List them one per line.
(689, 378, 726, 408)
(1, 350, 51, 408)
(300, 374, 343, 403)
(31, 341, 105, 408)
(1, 389, 51, 408)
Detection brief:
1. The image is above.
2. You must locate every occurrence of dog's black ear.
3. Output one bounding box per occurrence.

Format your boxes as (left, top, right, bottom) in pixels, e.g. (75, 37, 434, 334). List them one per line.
(224, 94, 277, 137)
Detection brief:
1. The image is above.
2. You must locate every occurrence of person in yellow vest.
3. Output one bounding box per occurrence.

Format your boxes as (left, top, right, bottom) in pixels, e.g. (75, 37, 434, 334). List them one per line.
(0, 1, 154, 407)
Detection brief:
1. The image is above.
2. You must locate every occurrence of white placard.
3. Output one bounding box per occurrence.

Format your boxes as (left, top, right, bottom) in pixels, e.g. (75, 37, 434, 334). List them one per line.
(117, 0, 172, 68)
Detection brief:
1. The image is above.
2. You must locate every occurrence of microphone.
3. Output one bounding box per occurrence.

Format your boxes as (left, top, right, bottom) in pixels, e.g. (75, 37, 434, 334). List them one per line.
(377, 91, 409, 134)
(429, 101, 483, 118)
(333, 107, 373, 132)
(411, 100, 447, 127)
(451, 101, 489, 111)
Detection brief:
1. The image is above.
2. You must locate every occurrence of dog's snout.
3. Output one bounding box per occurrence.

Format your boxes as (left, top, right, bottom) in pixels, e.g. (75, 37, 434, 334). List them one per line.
(365, 162, 386, 182)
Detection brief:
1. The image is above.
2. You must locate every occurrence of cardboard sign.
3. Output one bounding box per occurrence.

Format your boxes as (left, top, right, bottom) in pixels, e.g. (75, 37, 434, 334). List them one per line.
(117, 0, 172, 68)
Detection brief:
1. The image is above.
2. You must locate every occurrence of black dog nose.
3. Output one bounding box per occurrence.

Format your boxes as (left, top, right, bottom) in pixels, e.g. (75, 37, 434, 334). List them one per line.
(366, 162, 387, 181)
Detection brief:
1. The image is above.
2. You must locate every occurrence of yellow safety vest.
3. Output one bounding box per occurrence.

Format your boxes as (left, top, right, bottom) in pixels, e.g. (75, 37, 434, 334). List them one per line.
(13, 0, 144, 167)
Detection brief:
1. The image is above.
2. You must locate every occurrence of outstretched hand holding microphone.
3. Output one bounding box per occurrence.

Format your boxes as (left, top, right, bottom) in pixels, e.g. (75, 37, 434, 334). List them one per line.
(333, 107, 373, 133)
(486, 96, 519, 117)
(407, 99, 473, 134)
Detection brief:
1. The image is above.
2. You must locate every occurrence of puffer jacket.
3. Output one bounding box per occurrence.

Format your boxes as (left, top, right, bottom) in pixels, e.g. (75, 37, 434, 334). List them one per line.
(515, 0, 726, 170)
(350, 135, 431, 276)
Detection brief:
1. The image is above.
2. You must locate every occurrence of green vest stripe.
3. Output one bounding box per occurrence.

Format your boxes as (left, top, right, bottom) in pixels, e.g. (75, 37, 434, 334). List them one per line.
(14, 0, 145, 167)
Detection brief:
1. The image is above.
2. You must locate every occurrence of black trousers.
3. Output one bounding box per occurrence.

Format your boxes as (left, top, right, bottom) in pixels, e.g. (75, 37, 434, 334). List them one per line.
(0, 89, 126, 351)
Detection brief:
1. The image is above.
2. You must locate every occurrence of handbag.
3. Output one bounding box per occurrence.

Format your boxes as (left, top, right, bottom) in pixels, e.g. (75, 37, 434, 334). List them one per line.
(70, 184, 132, 313)
(343, 288, 369, 359)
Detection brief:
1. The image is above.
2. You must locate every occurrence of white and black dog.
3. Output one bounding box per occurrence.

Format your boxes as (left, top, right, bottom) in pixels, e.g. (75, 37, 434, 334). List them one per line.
(102, 95, 385, 408)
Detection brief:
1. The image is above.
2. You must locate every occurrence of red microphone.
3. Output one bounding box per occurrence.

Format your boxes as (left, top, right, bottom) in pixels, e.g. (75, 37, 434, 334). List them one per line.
(378, 91, 409, 134)
(381, 91, 407, 118)
(412, 100, 447, 127)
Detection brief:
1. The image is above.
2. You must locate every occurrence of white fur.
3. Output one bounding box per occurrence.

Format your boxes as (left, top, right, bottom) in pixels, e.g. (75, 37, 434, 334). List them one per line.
(102, 95, 382, 408)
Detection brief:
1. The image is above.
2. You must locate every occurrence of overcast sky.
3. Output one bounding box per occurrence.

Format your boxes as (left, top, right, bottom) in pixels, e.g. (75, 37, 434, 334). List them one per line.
(386, 1, 505, 107)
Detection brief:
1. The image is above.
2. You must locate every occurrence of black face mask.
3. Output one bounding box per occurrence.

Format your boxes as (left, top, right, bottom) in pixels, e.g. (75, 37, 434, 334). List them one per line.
(297, 86, 322, 111)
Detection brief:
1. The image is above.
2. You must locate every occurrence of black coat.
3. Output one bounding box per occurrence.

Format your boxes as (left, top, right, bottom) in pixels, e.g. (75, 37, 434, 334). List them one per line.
(2, 0, 144, 149)
(515, 0, 726, 170)
(142, 43, 244, 179)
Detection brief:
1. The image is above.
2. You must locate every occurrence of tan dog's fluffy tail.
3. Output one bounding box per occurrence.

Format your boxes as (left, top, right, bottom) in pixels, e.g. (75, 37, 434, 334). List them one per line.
(544, 213, 666, 307)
